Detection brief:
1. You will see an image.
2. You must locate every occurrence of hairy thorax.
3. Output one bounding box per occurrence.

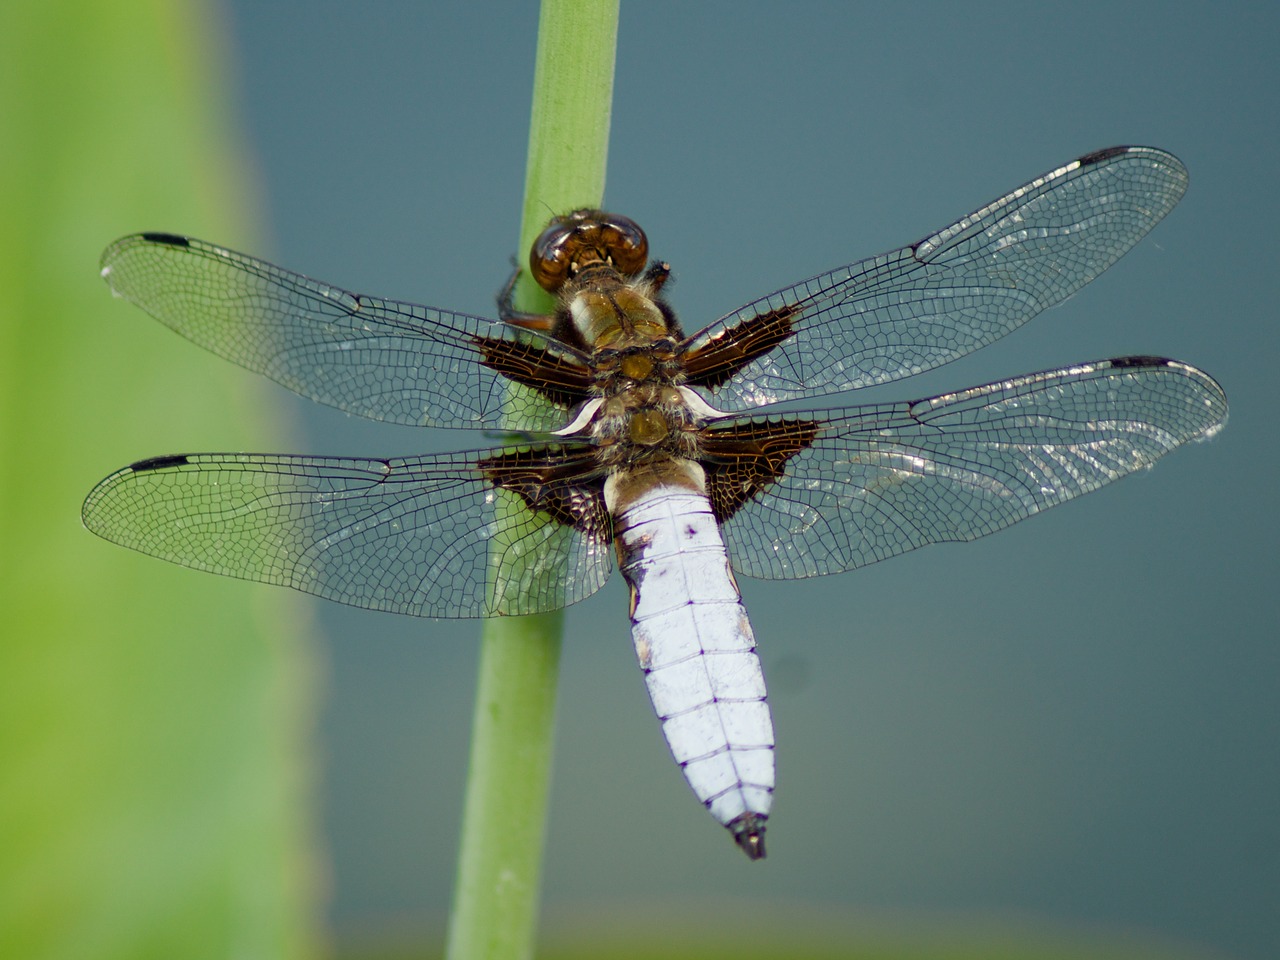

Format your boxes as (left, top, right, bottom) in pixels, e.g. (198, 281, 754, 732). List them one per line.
(566, 278, 705, 472)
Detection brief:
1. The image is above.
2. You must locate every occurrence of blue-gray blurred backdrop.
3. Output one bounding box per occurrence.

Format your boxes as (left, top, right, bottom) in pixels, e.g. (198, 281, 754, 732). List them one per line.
(209, 2, 1276, 956)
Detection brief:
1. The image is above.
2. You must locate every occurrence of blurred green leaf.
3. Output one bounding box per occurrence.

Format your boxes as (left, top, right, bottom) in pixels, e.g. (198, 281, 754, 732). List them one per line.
(0, 2, 320, 958)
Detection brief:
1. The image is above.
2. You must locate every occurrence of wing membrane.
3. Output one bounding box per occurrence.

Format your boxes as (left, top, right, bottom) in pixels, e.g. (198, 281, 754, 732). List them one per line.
(81, 447, 612, 617)
(686, 147, 1189, 409)
(99, 234, 589, 432)
(717, 357, 1227, 579)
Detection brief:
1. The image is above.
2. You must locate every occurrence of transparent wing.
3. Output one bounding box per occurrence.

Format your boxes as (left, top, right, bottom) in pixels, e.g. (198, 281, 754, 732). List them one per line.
(719, 357, 1227, 580)
(81, 447, 613, 617)
(687, 146, 1189, 409)
(99, 234, 585, 432)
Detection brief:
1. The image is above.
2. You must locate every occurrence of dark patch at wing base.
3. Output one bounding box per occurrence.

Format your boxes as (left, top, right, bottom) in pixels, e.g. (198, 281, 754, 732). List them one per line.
(682, 304, 801, 391)
(477, 444, 611, 541)
(700, 418, 821, 522)
(475, 335, 593, 410)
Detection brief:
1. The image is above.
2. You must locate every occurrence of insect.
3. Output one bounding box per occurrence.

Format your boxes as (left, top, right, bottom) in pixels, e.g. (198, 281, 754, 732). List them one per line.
(84, 146, 1226, 859)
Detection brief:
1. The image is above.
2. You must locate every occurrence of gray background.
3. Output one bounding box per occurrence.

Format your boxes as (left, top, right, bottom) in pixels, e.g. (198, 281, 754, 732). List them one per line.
(212, 2, 1276, 956)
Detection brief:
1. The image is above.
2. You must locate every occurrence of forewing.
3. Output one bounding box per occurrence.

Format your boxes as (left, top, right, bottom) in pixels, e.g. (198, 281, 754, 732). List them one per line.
(685, 147, 1189, 408)
(99, 234, 591, 431)
(716, 357, 1227, 580)
(81, 446, 612, 617)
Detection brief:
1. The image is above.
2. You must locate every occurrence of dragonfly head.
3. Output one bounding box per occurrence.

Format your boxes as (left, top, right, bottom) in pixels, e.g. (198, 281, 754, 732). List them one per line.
(530, 209, 649, 293)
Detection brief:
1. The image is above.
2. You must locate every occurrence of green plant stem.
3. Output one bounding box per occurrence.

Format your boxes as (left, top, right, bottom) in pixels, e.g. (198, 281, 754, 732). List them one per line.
(444, 3, 618, 958)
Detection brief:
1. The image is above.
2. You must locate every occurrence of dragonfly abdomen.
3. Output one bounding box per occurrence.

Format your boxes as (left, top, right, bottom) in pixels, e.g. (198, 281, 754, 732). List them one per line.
(608, 470, 775, 859)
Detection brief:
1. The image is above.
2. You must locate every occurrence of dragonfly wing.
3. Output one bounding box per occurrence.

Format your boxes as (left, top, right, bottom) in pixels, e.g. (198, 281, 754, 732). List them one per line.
(685, 147, 1189, 409)
(82, 445, 613, 617)
(709, 357, 1227, 580)
(99, 234, 591, 432)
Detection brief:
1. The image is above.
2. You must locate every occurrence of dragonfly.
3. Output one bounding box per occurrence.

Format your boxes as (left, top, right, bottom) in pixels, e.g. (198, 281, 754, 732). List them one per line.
(83, 145, 1227, 859)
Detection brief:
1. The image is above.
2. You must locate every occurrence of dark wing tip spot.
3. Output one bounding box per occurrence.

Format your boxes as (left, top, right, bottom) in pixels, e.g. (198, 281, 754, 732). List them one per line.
(139, 232, 191, 247)
(130, 454, 190, 472)
(1109, 355, 1173, 369)
(1076, 145, 1132, 167)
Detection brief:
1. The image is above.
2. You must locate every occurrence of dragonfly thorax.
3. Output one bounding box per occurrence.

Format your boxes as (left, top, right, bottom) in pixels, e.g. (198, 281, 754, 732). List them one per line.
(590, 381, 702, 465)
(568, 280, 673, 349)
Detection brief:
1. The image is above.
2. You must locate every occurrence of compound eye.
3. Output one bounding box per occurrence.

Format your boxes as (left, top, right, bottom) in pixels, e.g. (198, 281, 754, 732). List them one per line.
(529, 210, 649, 292)
(597, 213, 648, 278)
(529, 218, 578, 292)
